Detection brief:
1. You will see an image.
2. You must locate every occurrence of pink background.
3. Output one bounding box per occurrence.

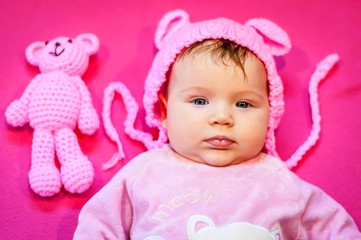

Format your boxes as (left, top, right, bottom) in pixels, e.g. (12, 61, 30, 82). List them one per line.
(1, 0, 360, 239)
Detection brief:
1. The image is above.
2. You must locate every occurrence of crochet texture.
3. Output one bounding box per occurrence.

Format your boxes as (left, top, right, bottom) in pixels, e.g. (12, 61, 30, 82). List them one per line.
(102, 10, 338, 170)
(5, 34, 100, 197)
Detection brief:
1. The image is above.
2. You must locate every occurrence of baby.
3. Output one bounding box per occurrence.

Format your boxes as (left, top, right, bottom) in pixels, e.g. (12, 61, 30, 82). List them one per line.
(74, 10, 361, 239)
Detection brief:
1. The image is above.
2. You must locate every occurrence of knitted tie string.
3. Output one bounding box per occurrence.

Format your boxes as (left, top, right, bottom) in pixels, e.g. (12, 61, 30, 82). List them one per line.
(284, 54, 339, 168)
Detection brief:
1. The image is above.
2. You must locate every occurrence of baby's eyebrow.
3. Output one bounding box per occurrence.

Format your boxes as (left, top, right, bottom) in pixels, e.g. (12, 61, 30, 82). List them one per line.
(236, 90, 267, 100)
(180, 86, 209, 94)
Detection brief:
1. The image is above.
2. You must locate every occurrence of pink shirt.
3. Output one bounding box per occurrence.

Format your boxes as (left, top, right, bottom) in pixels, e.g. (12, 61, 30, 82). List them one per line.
(74, 145, 361, 239)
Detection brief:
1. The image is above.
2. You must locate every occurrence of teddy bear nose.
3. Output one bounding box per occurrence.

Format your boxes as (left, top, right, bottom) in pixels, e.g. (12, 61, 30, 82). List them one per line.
(55, 42, 61, 47)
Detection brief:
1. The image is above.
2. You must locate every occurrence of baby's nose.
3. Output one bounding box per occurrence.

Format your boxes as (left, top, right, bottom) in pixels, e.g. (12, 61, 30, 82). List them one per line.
(209, 107, 234, 126)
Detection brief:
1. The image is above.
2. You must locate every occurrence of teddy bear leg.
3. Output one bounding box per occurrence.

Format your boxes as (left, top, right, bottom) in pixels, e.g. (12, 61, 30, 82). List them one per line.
(29, 128, 62, 197)
(55, 128, 94, 194)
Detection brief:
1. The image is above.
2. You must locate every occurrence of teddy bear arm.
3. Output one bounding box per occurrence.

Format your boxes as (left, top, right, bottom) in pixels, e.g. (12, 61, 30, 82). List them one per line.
(73, 76, 99, 135)
(5, 76, 41, 127)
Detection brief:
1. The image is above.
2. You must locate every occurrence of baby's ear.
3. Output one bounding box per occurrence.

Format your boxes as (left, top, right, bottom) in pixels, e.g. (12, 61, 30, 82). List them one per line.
(76, 33, 99, 55)
(245, 18, 291, 56)
(155, 9, 190, 50)
(158, 93, 167, 129)
(25, 41, 46, 66)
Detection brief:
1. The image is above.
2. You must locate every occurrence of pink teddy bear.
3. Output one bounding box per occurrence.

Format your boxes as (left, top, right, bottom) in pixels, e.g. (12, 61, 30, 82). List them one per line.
(5, 33, 100, 197)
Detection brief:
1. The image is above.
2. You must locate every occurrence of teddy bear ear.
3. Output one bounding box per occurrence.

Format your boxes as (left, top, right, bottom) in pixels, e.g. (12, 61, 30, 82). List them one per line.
(245, 18, 291, 56)
(25, 41, 46, 66)
(76, 33, 100, 55)
(155, 9, 190, 50)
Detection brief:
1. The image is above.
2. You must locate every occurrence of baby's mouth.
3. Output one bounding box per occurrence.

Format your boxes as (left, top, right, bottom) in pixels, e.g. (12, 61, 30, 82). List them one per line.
(206, 136, 234, 149)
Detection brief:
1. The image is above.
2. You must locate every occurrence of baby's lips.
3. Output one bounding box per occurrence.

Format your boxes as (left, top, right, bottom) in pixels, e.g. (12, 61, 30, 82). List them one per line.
(206, 136, 234, 148)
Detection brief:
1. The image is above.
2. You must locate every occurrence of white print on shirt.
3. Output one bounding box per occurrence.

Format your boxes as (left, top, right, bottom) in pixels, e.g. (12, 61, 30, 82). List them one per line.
(149, 190, 219, 224)
(187, 215, 276, 240)
(145, 214, 282, 240)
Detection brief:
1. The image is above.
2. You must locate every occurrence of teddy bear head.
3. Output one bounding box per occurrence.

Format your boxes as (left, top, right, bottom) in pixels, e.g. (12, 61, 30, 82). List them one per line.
(25, 33, 99, 76)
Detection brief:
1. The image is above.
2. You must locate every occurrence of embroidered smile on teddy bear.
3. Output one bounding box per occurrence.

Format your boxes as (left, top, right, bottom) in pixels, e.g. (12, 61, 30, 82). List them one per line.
(5, 33, 100, 197)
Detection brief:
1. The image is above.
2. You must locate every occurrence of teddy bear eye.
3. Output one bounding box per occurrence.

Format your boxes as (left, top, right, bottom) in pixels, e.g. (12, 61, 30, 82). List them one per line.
(45, 41, 49, 45)
(68, 39, 73, 43)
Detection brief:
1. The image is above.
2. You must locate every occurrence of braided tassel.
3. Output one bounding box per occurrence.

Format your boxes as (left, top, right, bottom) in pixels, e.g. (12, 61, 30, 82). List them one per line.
(102, 82, 127, 170)
(285, 54, 339, 169)
(102, 82, 167, 170)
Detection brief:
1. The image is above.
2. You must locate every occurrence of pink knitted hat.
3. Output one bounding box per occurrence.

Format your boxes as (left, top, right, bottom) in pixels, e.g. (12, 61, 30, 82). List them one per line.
(103, 10, 339, 170)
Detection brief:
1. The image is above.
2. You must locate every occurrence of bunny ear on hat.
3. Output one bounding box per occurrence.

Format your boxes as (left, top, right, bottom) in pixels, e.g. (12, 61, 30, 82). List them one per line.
(155, 9, 190, 49)
(246, 18, 291, 56)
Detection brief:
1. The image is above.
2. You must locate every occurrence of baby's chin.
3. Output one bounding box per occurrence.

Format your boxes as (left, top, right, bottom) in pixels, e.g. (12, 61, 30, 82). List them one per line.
(185, 152, 254, 167)
(170, 145, 262, 167)
(200, 158, 248, 167)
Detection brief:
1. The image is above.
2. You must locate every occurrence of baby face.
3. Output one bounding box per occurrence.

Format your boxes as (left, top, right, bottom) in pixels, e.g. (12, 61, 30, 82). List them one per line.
(161, 50, 269, 166)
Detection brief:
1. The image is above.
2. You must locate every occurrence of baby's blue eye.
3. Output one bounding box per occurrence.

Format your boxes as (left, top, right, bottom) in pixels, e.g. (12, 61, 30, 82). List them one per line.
(236, 101, 249, 108)
(193, 98, 208, 105)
